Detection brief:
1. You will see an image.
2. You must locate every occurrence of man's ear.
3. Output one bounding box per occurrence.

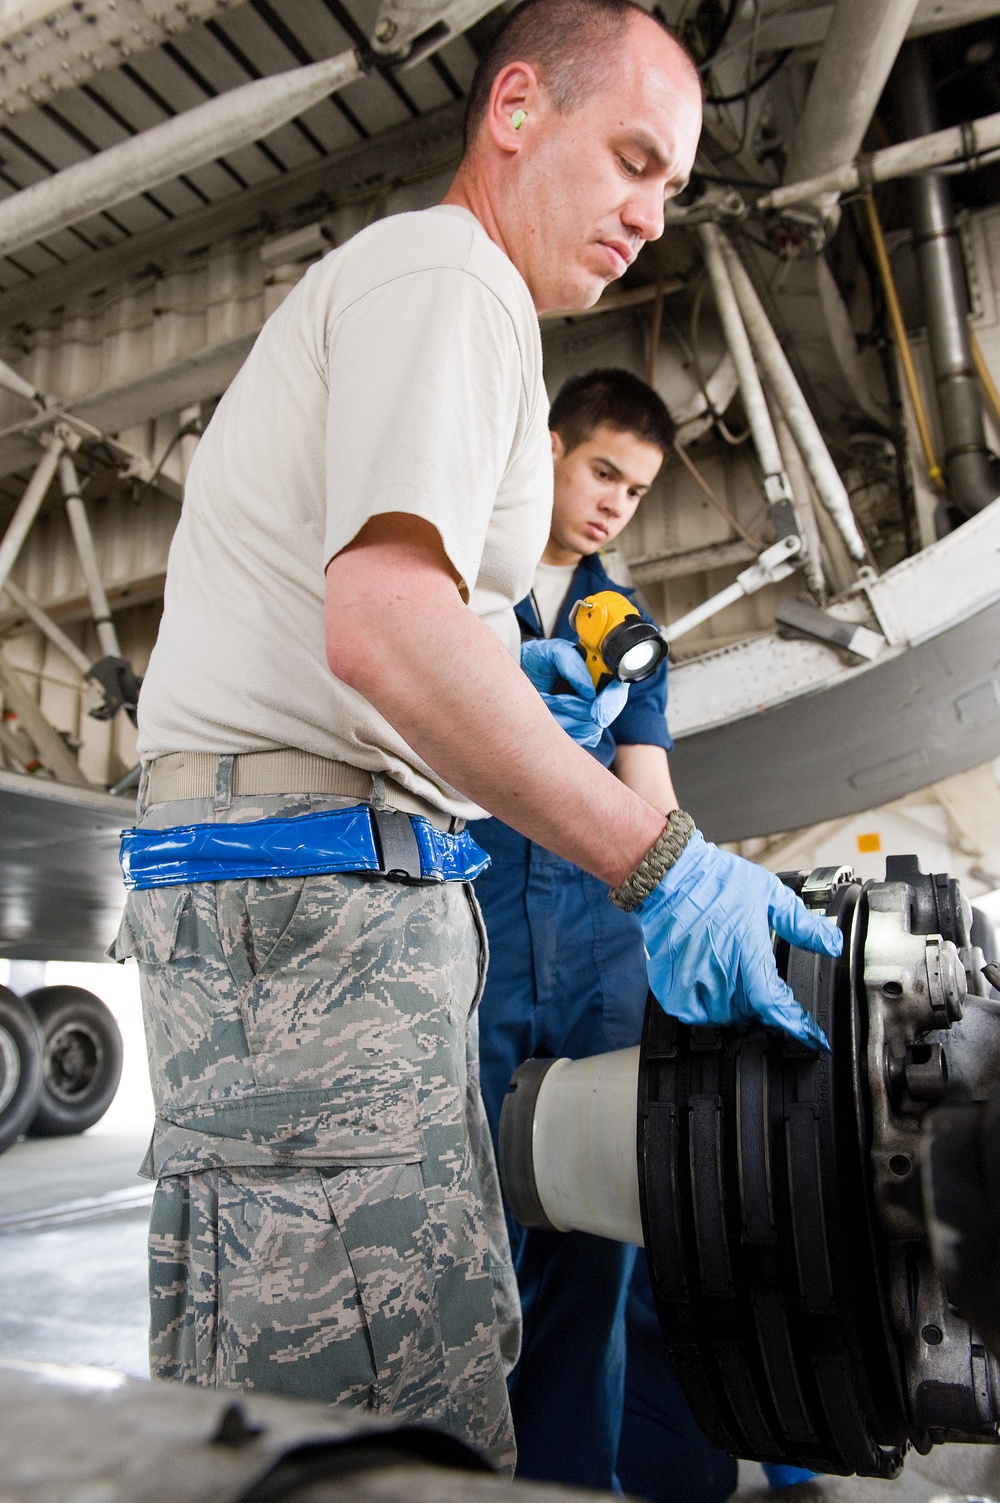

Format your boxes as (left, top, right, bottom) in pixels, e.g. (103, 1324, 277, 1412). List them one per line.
(550, 429, 566, 463)
(486, 61, 541, 154)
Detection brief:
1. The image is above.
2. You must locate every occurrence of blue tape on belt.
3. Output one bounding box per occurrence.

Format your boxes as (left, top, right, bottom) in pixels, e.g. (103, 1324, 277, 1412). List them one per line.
(119, 804, 490, 891)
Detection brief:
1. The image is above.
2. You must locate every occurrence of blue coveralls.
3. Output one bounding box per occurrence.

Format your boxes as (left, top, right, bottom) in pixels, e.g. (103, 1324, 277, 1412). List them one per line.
(470, 552, 737, 1500)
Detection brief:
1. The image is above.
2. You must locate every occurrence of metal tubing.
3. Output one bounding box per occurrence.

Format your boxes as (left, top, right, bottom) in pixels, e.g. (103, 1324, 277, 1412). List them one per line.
(0, 581, 92, 678)
(59, 454, 121, 659)
(0, 50, 364, 260)
(0, 357, 41, 405)
(0, 651, 88, 786)
(770, 403, 827, 600)
(662, 537, 801, 645)
(895, 42, 1000, 517)
(863, 191, 945, 491)
(177, 403, 202, 484)
(759, 110, 1000, 213)
(970, 326, 1000, 431)
(0, 440, 63, 599)
(697, 223, 790, 503)
(720, 238, 868, 564)
(781, 0, 920, 211)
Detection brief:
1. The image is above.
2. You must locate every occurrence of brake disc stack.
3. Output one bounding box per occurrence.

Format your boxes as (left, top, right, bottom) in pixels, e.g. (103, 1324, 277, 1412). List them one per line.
(637, 858, 1000, 1477)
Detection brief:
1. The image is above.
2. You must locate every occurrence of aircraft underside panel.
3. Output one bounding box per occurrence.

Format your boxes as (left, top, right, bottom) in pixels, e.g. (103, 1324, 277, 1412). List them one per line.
(0, 774, 129, 964)
(671, 598, 1000, 845)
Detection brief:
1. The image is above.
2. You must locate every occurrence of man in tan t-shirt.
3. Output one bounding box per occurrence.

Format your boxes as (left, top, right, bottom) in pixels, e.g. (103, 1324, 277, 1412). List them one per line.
(121, 0, 838, 1466)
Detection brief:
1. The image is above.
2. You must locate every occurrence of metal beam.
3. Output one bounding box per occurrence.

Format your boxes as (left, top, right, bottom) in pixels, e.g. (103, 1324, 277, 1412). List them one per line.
(759, 109, 1000, 213)
(628, 539, 757, 585)
(0, 49, 365, 261)
(0, 0, 240, 119)
(747, 0, 1000, 54)
(69, 334, 255, 436)
(0, 649, 88, 785)
(0, 100, 464, 331)
(0, 331, 254, 482)
(781, 0, 920, 211)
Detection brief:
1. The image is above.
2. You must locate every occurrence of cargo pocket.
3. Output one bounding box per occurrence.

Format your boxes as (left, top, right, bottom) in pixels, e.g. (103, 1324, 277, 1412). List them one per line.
(112, 883, 257, 1114)
(212, 1165, 382, 1403)
(153, 1067, 427, 1171)
(109, 884, 190, 967)
(319, 1161, 447, 1418)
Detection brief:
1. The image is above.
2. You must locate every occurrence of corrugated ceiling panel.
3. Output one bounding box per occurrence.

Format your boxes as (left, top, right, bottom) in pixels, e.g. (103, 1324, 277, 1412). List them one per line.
(2, 113, 90, 173)
(3, 242, 61, 279)
(436, 34, 479, 91)
(391, 58, 456, 114)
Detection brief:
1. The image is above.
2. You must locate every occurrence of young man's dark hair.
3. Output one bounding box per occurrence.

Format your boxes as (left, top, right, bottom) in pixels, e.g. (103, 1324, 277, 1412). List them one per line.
(463, 0, 699, 147)
(549, 366, 676, 457)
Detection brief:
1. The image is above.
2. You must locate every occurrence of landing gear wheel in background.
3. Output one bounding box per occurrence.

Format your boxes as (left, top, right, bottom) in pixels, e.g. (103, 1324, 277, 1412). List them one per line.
(0, 986, 44, 1154)
(24, 986, 123, 1137)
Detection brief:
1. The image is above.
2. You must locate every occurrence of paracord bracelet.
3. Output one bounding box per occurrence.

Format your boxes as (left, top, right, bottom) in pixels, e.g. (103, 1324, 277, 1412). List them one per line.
(608, 808, 697, 912)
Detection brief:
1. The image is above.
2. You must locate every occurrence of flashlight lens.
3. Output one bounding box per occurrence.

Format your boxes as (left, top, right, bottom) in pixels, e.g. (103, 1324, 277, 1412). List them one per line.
(598, 613, 667, 684)
(619, 641, 658, 678)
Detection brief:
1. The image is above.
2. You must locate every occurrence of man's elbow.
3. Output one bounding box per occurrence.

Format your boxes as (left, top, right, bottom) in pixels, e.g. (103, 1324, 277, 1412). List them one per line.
(326, 619, 378, 694)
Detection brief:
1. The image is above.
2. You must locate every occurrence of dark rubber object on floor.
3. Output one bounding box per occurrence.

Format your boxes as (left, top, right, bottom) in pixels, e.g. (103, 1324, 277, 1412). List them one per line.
(24, 986, 123, 1137)
(0, 985, 44, 1154)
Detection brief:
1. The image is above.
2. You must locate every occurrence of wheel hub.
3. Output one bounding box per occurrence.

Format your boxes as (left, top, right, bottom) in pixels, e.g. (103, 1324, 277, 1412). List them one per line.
(637, 859, 1000, 1476)
(44, 1021, 104, 1105)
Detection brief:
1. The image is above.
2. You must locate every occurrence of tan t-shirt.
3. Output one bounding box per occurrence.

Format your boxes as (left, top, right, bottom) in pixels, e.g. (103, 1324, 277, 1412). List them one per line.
(136, 205, 553, 819)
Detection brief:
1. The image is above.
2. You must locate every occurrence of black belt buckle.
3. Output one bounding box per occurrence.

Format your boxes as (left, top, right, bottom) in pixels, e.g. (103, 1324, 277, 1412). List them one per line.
(370, 807, 424, 882)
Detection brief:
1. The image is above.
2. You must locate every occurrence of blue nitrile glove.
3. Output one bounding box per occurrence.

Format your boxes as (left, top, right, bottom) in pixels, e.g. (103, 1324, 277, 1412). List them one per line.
(521, 637, 629, 748)
(638, 831, 842, 1049)
(763, 1464, 819, 1489)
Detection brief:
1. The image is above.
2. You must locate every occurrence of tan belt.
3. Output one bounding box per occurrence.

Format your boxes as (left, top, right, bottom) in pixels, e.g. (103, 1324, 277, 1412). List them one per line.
(142, 750, 462, 832)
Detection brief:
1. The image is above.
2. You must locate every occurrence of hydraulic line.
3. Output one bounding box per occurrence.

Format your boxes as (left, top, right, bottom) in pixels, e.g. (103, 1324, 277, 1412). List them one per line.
(58, 454, 121, 660)
(720, 237, 869, 563)
(0, 580, 92, 679)
(697, 222, 794, 511)
(970, 324, 1000, 431)
(0, 440, 64, 600)
(893, 40, 1000, 516)
(863, 191, 945, 491)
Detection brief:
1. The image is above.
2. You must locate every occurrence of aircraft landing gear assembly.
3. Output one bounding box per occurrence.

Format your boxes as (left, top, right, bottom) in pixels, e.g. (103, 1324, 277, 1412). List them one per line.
(500, 857, 1000, 1476)
(0, 984, 122, 1152)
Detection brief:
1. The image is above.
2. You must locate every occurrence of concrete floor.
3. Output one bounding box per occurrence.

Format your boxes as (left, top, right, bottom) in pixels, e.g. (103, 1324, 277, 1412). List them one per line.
(0, 1131, 152, 1380)
(0, 1125, 996, 1500)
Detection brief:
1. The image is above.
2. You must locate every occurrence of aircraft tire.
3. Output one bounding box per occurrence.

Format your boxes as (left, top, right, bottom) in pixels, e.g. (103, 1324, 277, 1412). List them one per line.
(24, 987, 123, 1137)
(0, 986, 44, 1155)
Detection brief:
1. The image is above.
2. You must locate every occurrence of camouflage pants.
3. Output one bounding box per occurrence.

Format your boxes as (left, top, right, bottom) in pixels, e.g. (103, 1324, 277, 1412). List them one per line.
(112, 783, 518, 1471)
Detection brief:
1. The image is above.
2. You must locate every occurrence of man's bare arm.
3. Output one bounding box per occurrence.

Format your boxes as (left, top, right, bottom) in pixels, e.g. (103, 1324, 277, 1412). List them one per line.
(325, 514, 665, 886)
(613, 744, 679, 818)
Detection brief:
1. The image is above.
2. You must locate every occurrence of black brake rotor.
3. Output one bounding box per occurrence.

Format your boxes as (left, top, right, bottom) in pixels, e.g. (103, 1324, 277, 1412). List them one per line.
(636, 859, 1000, 1477)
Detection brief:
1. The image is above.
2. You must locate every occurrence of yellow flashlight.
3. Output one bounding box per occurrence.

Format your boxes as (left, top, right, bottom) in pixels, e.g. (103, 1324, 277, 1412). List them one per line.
(569, 590, 668, 692)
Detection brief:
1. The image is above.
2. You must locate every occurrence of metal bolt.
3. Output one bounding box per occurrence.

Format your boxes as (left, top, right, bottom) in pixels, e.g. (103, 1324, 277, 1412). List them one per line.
(374, 17, 398, 43)
(903, 1042, 949, 1105)
(921, 1324, 943, 1345)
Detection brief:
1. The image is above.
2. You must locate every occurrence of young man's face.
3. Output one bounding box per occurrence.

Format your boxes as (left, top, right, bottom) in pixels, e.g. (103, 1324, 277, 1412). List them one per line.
(510, 15, 702, 312)
(543, 421, 664, 566)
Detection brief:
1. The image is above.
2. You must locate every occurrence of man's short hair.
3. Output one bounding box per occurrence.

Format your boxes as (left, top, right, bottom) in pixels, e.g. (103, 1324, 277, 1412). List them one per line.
(463, 0, 695, 146)
(549, 368, 675, 457)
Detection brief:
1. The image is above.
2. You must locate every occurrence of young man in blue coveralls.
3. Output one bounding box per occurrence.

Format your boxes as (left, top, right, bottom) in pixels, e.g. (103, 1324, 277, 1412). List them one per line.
(470, 369, 738, 1500)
